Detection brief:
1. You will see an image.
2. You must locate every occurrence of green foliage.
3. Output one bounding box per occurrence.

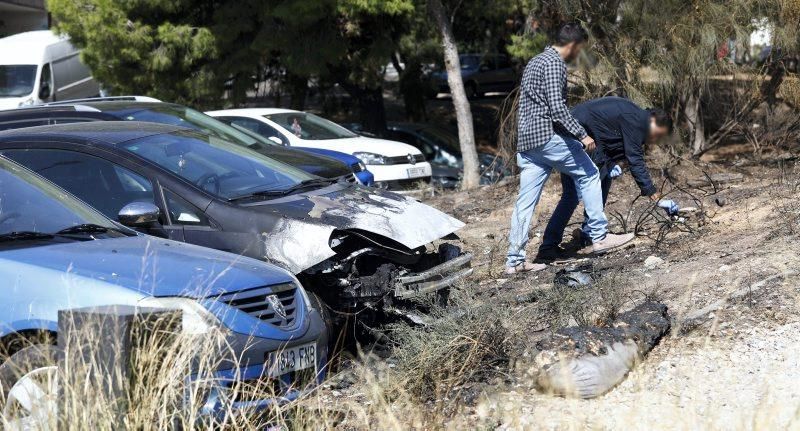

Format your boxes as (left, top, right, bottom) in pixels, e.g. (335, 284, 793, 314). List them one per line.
(48, 0, 221, 105)
(507, 32, 548, 61)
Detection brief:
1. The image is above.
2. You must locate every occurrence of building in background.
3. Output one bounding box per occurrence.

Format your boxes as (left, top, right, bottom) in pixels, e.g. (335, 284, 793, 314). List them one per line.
(0, 0, 48, 38)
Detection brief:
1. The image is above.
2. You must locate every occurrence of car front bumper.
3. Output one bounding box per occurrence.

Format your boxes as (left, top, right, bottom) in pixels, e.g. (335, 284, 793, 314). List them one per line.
(366, 162, 432, 183)
(195, 310, 329, 418)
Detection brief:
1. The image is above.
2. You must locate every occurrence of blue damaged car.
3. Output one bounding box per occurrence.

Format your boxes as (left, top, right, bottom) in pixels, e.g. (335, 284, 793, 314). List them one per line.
(0, 156, 329, 424)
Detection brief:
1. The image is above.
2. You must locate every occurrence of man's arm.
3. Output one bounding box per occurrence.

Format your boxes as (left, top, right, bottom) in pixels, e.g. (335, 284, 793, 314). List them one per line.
(621, 113, 657, 197)
(542, 61, 587, 140)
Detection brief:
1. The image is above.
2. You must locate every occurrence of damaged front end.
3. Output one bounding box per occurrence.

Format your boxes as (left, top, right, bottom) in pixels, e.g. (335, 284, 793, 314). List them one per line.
(299, 229, 473, 309)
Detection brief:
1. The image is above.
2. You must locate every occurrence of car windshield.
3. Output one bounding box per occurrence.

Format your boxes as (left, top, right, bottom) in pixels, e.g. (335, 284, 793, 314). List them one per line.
(0, 157, 120, 237)
(0, 65, 37, 97)
(266, 112, 358, 140)
(120, 129, 316, 200)
(418, 126, 462, 155)
(113, 104, 276, 148)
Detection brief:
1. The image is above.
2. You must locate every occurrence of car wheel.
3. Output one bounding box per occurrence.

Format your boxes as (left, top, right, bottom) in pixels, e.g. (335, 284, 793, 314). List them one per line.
(0, 345, 60, 430)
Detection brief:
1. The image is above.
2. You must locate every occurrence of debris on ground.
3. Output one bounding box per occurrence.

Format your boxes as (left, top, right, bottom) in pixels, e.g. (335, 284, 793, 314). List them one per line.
(644, 255, 665, 270)
(528, 302, 671, 399)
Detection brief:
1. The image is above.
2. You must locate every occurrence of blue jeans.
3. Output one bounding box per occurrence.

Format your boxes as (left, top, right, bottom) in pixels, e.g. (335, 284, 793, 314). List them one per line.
(506, 134, 608, 267)
(540, 171, 614, 250)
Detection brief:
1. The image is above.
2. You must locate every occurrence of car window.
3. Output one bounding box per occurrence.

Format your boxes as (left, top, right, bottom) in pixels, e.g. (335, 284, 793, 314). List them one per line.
(480, 56, 497, 70)
(2, 149, 155, 219)
(222, 116, 289, 145)
(0, 119, 50, 131)
(121, 129, 315, 200)
(459, 55, 480, 69)
(265, 112, 358, 140)
(163, 188, 210, 226)
(0, 65, 37, 97)
(0, 156, 121, 238)
(390, 130, 436, 160)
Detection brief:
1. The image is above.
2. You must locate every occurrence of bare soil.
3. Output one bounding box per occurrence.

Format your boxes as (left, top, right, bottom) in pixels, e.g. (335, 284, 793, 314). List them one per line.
(416, 150, 800, 429)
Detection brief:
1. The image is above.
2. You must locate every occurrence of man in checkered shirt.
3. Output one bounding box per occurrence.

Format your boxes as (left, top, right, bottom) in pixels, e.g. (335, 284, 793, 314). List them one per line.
(506, 23, 634, 274)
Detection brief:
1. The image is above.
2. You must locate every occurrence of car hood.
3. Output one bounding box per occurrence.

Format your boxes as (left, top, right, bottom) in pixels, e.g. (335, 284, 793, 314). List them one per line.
(0, 235, 294, 297)
(302, 136, 423, 158)
(239, 185, 464, 273)
(0, 97, 29, 110)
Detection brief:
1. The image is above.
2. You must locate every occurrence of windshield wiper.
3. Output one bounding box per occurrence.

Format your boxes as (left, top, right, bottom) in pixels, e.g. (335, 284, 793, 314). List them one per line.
(55, 223, 128, 236)
(228, 178, 336, 202)
(0, 231, 55, 242)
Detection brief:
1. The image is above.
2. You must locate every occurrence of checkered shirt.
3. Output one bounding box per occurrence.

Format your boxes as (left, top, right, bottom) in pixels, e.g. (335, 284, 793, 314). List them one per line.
(517, 46, 587, 152)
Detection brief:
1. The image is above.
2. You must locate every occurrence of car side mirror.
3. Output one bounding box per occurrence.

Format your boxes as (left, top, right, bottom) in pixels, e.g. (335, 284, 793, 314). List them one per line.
(118, 202, 160, 227)
(38, 84, 51, 100)
(268, 136, 284, 145)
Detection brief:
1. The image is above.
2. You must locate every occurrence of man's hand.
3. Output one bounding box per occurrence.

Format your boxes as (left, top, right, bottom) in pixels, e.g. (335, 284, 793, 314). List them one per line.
(581, 136, 596, 152)
(657, 199, 680, 216)
(609, 164, 623, 178)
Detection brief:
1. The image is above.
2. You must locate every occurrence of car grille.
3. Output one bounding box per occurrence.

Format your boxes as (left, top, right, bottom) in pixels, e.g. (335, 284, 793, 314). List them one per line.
(215, 284, 299, 328)
(385, 154, 426, 165)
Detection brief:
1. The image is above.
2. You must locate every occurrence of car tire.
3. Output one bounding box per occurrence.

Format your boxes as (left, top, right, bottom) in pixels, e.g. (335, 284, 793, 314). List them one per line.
(0, 344, 61, 429)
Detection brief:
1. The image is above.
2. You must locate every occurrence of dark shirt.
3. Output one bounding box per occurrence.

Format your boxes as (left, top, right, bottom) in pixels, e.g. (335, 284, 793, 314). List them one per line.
(571, 97, 657, 196)
(517, 46, 586, 152)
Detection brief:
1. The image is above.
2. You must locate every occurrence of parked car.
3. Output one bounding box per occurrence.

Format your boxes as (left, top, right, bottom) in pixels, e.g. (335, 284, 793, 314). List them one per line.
(0, 155, 329, 425)
(0, 97, 371, 185)
(0, 122, 472, 321)
(0, 31, 100, 110)
(219, 117, 374, 186)
(345, 122, 510, 189)
(206, 108, 432, 191)
(430, 54, 516, 98)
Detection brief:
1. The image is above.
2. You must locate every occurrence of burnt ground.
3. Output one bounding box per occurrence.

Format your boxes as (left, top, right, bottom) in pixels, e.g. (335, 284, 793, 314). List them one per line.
(308, 146, 800, 430)
(416, 149, 800, 429)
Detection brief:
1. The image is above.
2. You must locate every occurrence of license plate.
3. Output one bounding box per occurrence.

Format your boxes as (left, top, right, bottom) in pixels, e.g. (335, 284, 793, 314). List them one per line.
(407, 167, 427, 178)
(265, 343, 317, 377)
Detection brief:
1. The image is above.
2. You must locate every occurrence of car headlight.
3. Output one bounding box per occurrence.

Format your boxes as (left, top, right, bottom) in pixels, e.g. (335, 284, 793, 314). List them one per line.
(356, 161, 367, 172)
(17, 98, 34, 107)
(353, 152, 386, 165)
(138, 297, 221, 335)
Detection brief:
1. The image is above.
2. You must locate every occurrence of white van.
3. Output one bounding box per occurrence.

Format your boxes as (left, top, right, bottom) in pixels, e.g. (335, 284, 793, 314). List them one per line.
(0, 30, 99, 110)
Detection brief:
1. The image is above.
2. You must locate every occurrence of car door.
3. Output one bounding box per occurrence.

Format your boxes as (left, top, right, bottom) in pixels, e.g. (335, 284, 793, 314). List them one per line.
(0, 146, 186, 242)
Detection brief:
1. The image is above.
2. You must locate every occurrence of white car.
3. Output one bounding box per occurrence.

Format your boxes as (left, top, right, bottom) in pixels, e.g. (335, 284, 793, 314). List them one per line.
(205, 108, 432, 190)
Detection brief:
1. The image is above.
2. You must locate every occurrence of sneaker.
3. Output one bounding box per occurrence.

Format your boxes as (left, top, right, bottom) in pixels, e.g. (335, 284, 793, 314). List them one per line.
(591, 233, 635, 254)
(505, 261, 547, 274)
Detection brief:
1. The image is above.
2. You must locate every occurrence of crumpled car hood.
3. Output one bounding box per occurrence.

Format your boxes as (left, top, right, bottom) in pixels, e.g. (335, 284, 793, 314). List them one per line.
(240, 185, 465, 273)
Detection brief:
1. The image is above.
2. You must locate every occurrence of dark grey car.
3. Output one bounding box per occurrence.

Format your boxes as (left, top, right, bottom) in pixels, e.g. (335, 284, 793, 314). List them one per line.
(0, 122, 473, 321)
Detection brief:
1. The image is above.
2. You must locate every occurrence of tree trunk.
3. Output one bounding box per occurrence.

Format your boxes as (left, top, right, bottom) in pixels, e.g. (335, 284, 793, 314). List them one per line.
(428, 0, 481, 190)
(685, 92, 706, 156)
(287, 73, 309, 111)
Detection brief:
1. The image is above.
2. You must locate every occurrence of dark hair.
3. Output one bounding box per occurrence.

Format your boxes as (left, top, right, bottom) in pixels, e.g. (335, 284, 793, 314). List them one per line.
(554, 22, 589, 46)
(648, 108, 673, 132)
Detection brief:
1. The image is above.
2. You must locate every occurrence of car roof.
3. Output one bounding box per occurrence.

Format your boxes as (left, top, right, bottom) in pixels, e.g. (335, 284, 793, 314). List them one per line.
(0, 31, 66, 64)
(0, 121, 186, 145)
(207, 107, 298, 116)
(0, 100, 179, 117)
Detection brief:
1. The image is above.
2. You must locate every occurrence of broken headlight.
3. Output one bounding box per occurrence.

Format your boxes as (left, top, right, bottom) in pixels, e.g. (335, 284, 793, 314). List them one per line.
(353, 152, 386, 165)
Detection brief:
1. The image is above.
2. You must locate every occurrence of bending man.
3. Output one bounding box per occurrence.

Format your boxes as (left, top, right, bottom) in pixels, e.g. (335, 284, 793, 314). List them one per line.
(537, 96, 678, 261)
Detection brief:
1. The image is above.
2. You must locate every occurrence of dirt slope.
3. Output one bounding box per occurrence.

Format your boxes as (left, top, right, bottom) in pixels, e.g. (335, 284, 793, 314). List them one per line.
(423, 158, 800, 429)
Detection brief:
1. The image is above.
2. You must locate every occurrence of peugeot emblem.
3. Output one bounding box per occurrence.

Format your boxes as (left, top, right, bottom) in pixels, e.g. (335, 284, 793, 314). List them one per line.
(266, 295, 287, 319)
(407, 153, 417, 165)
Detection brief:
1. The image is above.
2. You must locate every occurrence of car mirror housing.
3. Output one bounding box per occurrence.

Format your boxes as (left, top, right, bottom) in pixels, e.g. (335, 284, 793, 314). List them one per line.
(268, 136, 284, 145)
(118, 202, 160, 227)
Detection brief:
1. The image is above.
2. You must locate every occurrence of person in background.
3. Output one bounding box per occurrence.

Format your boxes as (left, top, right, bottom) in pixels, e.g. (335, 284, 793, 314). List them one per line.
(506, 23, 635, 275)
(536, 96, 678, 261)
(290, 116, 303, 137)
